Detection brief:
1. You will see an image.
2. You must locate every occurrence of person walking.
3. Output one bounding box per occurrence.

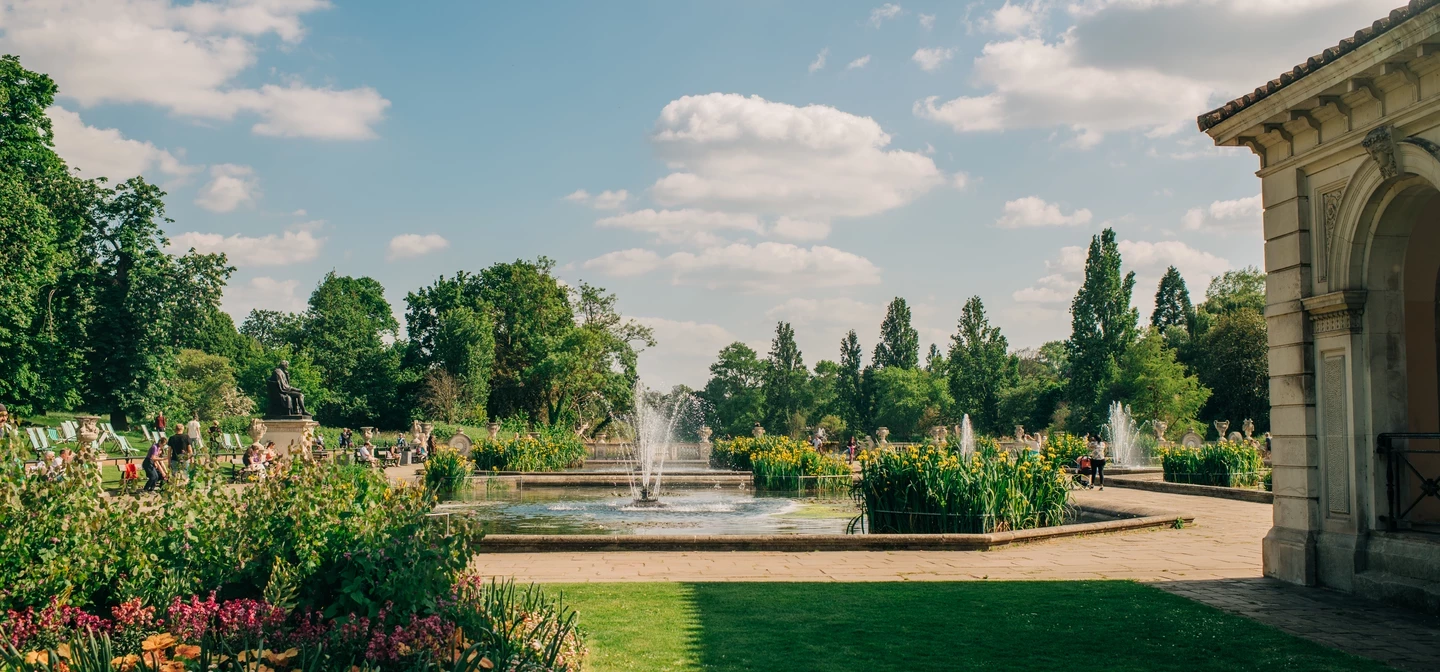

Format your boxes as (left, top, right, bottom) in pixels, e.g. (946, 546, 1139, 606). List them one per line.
(143, 438, 166, 492)
(846, 436, 858, 463)
(187, 413, 202, 454)
(1091, 436, 1108, 490)
(166, 427, 190, 485)
(155, 410, 167, 434)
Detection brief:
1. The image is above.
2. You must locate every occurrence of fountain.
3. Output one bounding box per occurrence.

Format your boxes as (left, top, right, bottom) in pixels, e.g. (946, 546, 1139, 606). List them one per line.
(958, 414, 975, 458)
(621, 382, 699, 507)
(1104, 401, 1144, 466)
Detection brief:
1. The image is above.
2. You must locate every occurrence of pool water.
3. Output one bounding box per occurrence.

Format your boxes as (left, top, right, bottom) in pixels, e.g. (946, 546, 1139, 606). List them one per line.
(435, 485, 858, 535)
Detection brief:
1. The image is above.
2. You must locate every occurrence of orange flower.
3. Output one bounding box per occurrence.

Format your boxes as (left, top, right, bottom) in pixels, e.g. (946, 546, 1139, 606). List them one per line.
(56, 643, 72, 660)
(142, 633, 178, 652)
(174, 644, 202, 660)
(23, 651, 47, 665)
(479, 657, 495, 670)
(262, 647, 299, 666)
(159, 661, 186, 672)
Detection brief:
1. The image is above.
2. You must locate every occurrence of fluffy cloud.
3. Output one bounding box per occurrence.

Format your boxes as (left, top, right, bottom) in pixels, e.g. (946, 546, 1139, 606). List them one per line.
(45, 106, 198, 181)
(769, 217, 831, 242)
(1013, 238, 1231, 324)
(221, 276, 305, 319)
(915, 0, 1397, 146)
(195, 164, 260, 212)
(996, 196, 1093, 228)
(564, 189, 630, 210)
(919, 13, 936, 29)
(0, 0, 389, 140)
(633, 317, 738, 388)
(847, 55, 872, 70)
(650, 93, 946, 220)
(169, 227, 324, 266)
(584, 242, 881, 293)
(1181, 194, 1262, 236)
(596, 209, 762, 247)
(809, 48, 829, 73)
(868, 3, 902, 27)
(911, 47, 955, 72)
(387, 233, 450, 261)
(766, 297, 880, 326)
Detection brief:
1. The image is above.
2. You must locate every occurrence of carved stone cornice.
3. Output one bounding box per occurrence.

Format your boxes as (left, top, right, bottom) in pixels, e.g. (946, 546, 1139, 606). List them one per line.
(1302, 290, 1368, 335)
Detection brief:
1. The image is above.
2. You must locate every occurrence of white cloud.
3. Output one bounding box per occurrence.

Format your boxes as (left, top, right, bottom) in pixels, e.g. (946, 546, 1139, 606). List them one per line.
(809, 47, 829, 73)
(766, 297, 880, 326)
(847, 55, 872, 70)
(650, 93, 945, 220)
(564, 188, 630, 210)
(986, 2, 1041, 35)
(222, 276, 305, 319)
(996, 196, 1093, 228)
(195, 164, 260, 212)
(387, 233, 450, 261)
(1181, 194, 1262, 236)
(919, 13, 936, 29)
(45, 106, 198, 182)
(911, 47, 956, 72)
(868, 3, 903, 27)
(596, 209, 762, 247)
(1012, 273, 1078, 304)
(769, 217, 831, 242)
(0, 0, 389, 141)
(169, 227, 324, 267)
(583, 242, 882, 293)
(564, 189, 591, 203)
(952, 173, 971, 190)
(634, 317, 738, 389)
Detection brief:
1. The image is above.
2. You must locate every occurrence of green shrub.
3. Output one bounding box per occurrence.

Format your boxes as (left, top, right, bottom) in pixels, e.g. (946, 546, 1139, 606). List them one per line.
(1159, 440, 1265, 488)
(857, 445, 1071, 534)
(424, 446, 471, 495)
(1043, 432, 1090, 466)
(711, 436, 849, 491)
(470, 434, 585, 472)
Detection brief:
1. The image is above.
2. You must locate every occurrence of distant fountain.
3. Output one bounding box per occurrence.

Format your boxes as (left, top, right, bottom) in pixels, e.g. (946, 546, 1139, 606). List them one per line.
(1104, 401, 1144, 466)
(959, 414, 975, 458)
(622, 382, 699, 507)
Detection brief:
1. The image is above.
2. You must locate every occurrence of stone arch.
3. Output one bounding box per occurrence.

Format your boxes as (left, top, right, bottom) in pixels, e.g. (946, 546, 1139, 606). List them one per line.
(1330, 141, 1440, 293)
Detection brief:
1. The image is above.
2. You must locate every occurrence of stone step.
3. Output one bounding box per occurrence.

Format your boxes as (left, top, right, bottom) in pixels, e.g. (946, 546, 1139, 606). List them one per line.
(1353, 569, 1440, 614)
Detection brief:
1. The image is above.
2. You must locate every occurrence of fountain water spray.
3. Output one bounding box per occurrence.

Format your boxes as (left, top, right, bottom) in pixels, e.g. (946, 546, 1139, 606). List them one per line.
(1104, 401, 1143, 466)
(621, 382, 700, 506)
(959, 414, 975, 458)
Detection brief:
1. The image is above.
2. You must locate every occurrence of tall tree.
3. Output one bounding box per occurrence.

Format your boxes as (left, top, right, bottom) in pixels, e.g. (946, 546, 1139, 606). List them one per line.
(1202, 267, 1266, 317)
(1065, 228, 1138, 434)
(699, 342, 766, 437)
(947, 296, 1016, 435)
(837, 330, 865, 437)
(924, 344, 946, 374)
(475, 259, 575, 420)
(1151, 266, 1194, 332)
(432, 306, 496, 422)
(869, 367, 952, 441)
(1114, 329, 1210, 435)
(240, 309, 304, 349)
(86, 178, 233, 428)
(533, 282, 652, 426)
(1198, 308, 1269, 432)
(762, 321, 808, 434)
(872, 297, 919, 369)
(302, 272, 402, 427)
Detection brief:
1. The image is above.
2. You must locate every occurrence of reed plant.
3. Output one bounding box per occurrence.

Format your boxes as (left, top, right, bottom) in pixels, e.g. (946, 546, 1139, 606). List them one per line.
(857, 445, 1071, 534)
(712, 437, 850, 492)
(1159, 440, 1265, 488)
(423, 446, 471, 495)
(470, 434, 586, 472)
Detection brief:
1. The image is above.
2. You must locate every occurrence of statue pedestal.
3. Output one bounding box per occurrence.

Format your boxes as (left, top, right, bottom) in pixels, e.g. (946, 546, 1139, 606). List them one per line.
(259, 418, 319, 455)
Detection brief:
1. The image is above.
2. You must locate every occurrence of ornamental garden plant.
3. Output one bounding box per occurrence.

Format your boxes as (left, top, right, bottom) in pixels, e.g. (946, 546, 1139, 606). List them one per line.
(857, 440, 1071, 534)
(710, 437, 849, 492)
(1159, 440, 1265, 488)
(470, 434, 586, 473)
(0, 435, 585, 671)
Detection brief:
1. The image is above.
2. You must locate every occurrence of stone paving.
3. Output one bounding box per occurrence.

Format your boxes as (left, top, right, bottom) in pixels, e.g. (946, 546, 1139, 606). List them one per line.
(472, 486, 1440, 670)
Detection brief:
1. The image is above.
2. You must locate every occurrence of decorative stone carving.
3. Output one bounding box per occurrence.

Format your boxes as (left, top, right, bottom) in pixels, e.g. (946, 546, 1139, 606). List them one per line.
(698, 426, 713, 444)
(412, 420, 425, 446)
(361, 426, 375, 446)
(1243, 419, 1255, 440)
(752, 423, 766, 438)
(1181, 430, 1204, 449)
(450, 430, 473, 456)
(1014, 425, 1026, 442)
(1363, 126, 1400, 180)
(1215, 420, 1230, 439)
(76, 415, 100, 456)
(596, 431, 608, 444)
(931, 426, 948, 443)
(876, 427, 890, 444)
(1153, 420, 1169, 444)
(247, 418, 267, 449)
(1323, 355, 1351, 515)
(1228, 431, 1244, 442)
(1318, 187, 1343, 282)
(486, 422, 500, 440)
(1303, 290, 1368, 335)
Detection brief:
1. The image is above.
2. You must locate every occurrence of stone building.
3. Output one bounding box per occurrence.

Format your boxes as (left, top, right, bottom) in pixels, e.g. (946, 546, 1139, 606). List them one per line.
(1199, 0, 1440, 610)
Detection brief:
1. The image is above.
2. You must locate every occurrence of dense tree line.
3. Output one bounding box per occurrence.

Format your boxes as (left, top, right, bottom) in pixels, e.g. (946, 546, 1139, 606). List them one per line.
(0, 56, 651, 431)
(696, 229, 1270, 441)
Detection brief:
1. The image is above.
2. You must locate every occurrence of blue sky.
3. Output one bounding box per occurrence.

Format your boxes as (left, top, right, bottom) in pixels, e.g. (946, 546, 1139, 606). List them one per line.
(0, 0, 1401, 388)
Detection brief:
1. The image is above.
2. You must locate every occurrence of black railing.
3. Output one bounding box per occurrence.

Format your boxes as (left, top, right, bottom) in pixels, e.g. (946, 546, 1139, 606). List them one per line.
(1378, 432, 1440, 532)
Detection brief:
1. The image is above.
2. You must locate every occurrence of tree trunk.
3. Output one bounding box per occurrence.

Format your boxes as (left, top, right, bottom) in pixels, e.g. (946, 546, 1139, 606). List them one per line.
(109, 409, 128, 431)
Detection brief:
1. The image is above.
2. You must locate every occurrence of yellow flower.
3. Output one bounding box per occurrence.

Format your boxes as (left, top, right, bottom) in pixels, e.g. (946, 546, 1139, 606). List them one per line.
(174, 644, 202, 660)
(111, 654, 142, 672)
(56, 643, 72, 660)
(142, 633, 177, 653)
(24, 651, 47, 665)
(262, 648, 299, 666)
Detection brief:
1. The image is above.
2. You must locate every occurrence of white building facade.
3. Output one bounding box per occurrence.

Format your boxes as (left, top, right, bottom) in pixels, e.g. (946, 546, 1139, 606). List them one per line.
(1200, 0, 1440, 610)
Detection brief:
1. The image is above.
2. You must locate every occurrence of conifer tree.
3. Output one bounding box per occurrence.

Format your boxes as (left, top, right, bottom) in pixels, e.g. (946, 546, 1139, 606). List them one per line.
(838, 330, 865, 436)
(947, 296, 1016, 435)
(872, 297, 919, 369)
(1151, 266, 1194, 332)
(763, 321, 808, 432)
(1065, 228, 1138, 434)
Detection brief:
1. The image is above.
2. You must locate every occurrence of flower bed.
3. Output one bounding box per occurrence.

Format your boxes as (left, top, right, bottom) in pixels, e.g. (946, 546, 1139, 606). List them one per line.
(710, 437, 849, 491)
(470, 435, 586, 473)
(1159, 440, 1264, 488)
(0, 435, 585, 671)
(424, 446, 471, 495)
(857, 445, 1071, 534)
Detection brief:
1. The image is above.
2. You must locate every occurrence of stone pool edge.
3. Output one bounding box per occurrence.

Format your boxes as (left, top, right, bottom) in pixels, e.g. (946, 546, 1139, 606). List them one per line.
(473, 510, 1194, 553)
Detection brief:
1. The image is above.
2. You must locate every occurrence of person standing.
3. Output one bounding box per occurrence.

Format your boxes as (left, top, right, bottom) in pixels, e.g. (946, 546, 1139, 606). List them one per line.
(1090, 436, 1108, 490)
(143, 438, 166, 492)
(167, 427, 190, 484)
(846, 436, 858, 463)
(155, 410, 167, 434)
(187, 413, 202, 450)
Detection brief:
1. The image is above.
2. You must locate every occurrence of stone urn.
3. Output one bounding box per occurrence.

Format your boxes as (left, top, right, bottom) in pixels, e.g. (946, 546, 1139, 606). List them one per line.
(1242, 419, 1255, 440)
(75, 415, 101, 456)
(487, 422, 501, 440)
(930, 426, 947, 443)
(247, 418, 267, 449)
(361, 426, 375, 446)
(752, 423, 766, 438)
(698, 426, 713, 444)
(1214, 420, 1230, 440)
(596, 431, 608, 444)
(422, 422, 435, 440)
(876, 427, 890, 444)
(1014, 425, 1026, 443)
(1153, 420, 1169, 444)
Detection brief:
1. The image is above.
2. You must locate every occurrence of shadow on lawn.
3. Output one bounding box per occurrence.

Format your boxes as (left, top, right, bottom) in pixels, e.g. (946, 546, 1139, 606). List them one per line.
(679, 581, 1389, 672)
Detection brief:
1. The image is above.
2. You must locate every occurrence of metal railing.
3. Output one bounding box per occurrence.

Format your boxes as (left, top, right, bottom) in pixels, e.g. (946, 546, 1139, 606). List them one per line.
(1377, 432, 1440, 532)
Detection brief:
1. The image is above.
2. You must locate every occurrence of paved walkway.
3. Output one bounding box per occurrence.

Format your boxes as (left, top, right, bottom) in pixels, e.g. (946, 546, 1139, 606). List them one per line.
(473, 486, 1440, 670)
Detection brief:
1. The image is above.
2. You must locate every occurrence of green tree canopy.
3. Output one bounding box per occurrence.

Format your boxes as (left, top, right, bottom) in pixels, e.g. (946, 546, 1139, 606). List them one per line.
(947, 296, 1016, 435)
(1202, 267, 1266, 317)
(699, 342, 766, 438)
(1151, 266, 1194, 332)
(869, 367, 951, 441)
(1198, 308, 1269, 433)
(762, 321, 808, 433)
(1113, 329, 1210, 435)
(873, 297, 919, 370)
(301, 272, 402, 427)
(1066, 228, 1138, 434)
(837, 330, 866, 437)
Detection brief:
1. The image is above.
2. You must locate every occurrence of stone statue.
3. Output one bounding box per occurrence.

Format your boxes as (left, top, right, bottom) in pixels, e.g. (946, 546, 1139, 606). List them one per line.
(487, 422, 501, 440)
(876, 427, 890, 444)
(265, 361, 309, 418)
(1242, 419, 1255, 440)
(1014, 425, 1026, 443)
(698, 426, 713, 444)
(247, 418, 267, 450)
(1214, 420, 1230, 439)
(1153, 420, 1169, 444)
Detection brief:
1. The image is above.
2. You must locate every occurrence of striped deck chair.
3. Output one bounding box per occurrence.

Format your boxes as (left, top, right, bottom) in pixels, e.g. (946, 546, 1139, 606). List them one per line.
(60, 422, 78, 442)
(47, 428, 63, 445)
(25, 428, 44, 452)
(221, 433, 235, 450)
(140, 426, 154, 443)
(115, 435, 137, 455)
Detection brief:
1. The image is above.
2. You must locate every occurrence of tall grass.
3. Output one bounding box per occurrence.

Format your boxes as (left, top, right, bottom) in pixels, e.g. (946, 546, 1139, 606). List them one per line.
(1160, 440, 1264, 487)
(857, 445, 1071, 534)
(712, 437, 851, 492)
(424, 446, 471, 495)
(470, 434, 585, 472)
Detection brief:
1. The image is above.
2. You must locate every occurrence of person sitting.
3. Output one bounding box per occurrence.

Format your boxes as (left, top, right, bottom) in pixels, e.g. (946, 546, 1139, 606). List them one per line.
(121, 458, 139, 489)
(241, 445, 266, 480)
(355, 442, 374, 465)
(263, 441, 279, 465)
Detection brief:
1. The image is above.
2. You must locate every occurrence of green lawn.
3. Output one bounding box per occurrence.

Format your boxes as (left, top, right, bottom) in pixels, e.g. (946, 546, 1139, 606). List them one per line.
(554, 582, 1389, 672)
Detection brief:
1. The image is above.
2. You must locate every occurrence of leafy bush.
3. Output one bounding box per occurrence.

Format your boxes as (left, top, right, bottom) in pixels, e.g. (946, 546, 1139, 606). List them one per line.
(1159, 440, 1265, 488)
(711, 437, 849, 491)
(470, 434, 585, 473)
(1043, 432, 1090, 466)
(857, 445, 1071, 534)
(424, 446, 471, 495)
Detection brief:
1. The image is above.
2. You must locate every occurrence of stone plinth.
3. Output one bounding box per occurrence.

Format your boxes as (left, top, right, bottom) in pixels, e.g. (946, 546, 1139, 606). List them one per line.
(259, 418, 319, 455)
